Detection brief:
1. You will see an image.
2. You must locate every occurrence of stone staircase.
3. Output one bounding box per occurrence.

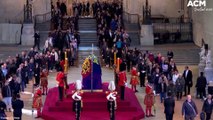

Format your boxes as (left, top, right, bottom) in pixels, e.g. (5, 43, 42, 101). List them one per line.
(78, 18, 98, 47)
(77, 18, 101, 65)
(124, 21, 141, 46)
(124, 22, 199, 65)
(35, 21, 51, 48)
(78, 46, 101, 65)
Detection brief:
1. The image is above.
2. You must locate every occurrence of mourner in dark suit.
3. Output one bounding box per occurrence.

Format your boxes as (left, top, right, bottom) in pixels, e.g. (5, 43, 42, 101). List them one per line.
(202, 94, 213, 120)
(183, 66, 193, 96)
(164, 92, 175, 120)
(196, 72, 207, 99)
(12, 94, 24, 120)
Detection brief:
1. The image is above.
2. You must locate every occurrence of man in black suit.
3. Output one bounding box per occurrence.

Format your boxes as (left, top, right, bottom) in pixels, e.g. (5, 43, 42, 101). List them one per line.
(12, 94, 24, 120)
(196, 72, 207, 99)
(138, 60, 147, 87)
(183, 66, 193, 96)
(164, 92, 175, 120)
(33, 31, 40, 50)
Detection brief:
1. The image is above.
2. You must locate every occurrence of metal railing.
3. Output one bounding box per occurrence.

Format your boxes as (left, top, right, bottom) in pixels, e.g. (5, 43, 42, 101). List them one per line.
(123, 11, 141, 25)
(34, 12, 52, 24)
(34, 11, 52, 32)
(153, 21, 193, 43)
(151, 16, 192, 24)
(123, 11, 141, 45)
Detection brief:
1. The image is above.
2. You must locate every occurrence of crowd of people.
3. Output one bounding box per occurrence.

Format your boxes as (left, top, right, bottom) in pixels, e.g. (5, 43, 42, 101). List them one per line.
(0, 1, 81, 119)
(111, 46, 213, 120)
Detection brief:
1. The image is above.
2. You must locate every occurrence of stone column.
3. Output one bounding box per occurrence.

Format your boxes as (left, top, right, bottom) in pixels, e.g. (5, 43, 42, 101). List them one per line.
(21, 24, 34, 46)
(204, 50, 213, 83)
(140, 25, 154, 46)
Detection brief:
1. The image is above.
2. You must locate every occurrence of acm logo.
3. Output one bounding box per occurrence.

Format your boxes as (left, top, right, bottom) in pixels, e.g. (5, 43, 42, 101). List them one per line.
(187, 0, 206, 7)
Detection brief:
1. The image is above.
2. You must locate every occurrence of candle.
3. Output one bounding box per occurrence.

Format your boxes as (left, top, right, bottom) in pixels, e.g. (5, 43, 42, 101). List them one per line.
(65, 51, 67, 59)
(64, 51, 68, 74)
(114, 52, 116, 65)
(117, 58, 120, 72)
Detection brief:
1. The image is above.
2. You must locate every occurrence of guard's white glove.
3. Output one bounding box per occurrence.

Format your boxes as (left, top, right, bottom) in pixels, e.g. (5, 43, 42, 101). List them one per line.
(125, 82, 128, 87)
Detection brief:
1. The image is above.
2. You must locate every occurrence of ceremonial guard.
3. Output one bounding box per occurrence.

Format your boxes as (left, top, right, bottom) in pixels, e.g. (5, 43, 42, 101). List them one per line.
(144, 83, 155, 117)
(118, 62, 127, 100)
(130, 66, 139, 92)
(56, 67, 65, 101)
(72, 80, 83, 120)
(40, 69, 48, 95)
(106, 81, 117, 120)
(32, 87, 43, 118)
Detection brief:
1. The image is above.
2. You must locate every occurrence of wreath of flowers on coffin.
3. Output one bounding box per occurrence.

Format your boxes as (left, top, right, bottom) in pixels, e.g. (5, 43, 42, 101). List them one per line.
(81, 57, 91, 75)
(81, 54, 99, 75)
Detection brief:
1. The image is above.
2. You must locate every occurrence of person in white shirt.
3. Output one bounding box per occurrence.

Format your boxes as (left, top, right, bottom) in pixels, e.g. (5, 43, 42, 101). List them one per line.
(172, 70, 179, 84)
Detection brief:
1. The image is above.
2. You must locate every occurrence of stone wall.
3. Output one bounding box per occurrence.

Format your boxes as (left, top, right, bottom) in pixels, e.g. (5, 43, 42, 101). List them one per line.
(192, 0, 213, 60)
(0, 24, 22, 44)
(123, 0, 183, 23)
(32, 0, 51, 17)
(0, 0, 51, 23)
(0, 0, 24, 23)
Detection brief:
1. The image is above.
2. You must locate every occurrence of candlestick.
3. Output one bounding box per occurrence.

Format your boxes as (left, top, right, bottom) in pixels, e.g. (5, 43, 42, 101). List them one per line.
(114, 52, 116, 65)
(117, 58, 120, 72)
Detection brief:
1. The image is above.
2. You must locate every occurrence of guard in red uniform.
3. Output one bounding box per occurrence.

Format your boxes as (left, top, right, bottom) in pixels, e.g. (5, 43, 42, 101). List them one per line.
(144, 83, 155, 117)
(118, 63, 127, 100)
(32, 87, 42, 118)
(40, 69, 48, 95)
(130, 66, 139, 92)
(56, 67, 65, 101)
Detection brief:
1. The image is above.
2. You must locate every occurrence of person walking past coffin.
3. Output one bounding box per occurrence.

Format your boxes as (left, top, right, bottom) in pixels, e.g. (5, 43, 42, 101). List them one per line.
(33, 31, 40, 50)
(196, 72, 207, 99)
(175, 74, 185, 100)
(183, 66, 193, 96)
(182, 95, 198, 120)
(138, 60, 147, 87)
(167, 81, 176, 98)
(159, 75, 168, 103)
(202, 94, 213, 120)
(34, 63, 40, 87)
(12, 94, 24, 120)
(164, 92, 175, 120)
(1, 79, 12, 112)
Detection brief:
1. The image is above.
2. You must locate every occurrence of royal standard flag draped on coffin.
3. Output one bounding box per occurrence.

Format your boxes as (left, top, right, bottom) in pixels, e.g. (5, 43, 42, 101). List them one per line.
(81, 54, 102, 90)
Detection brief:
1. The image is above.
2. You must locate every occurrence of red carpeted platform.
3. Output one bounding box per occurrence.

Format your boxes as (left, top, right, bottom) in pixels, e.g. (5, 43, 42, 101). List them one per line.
(42, 83, 145, 120)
